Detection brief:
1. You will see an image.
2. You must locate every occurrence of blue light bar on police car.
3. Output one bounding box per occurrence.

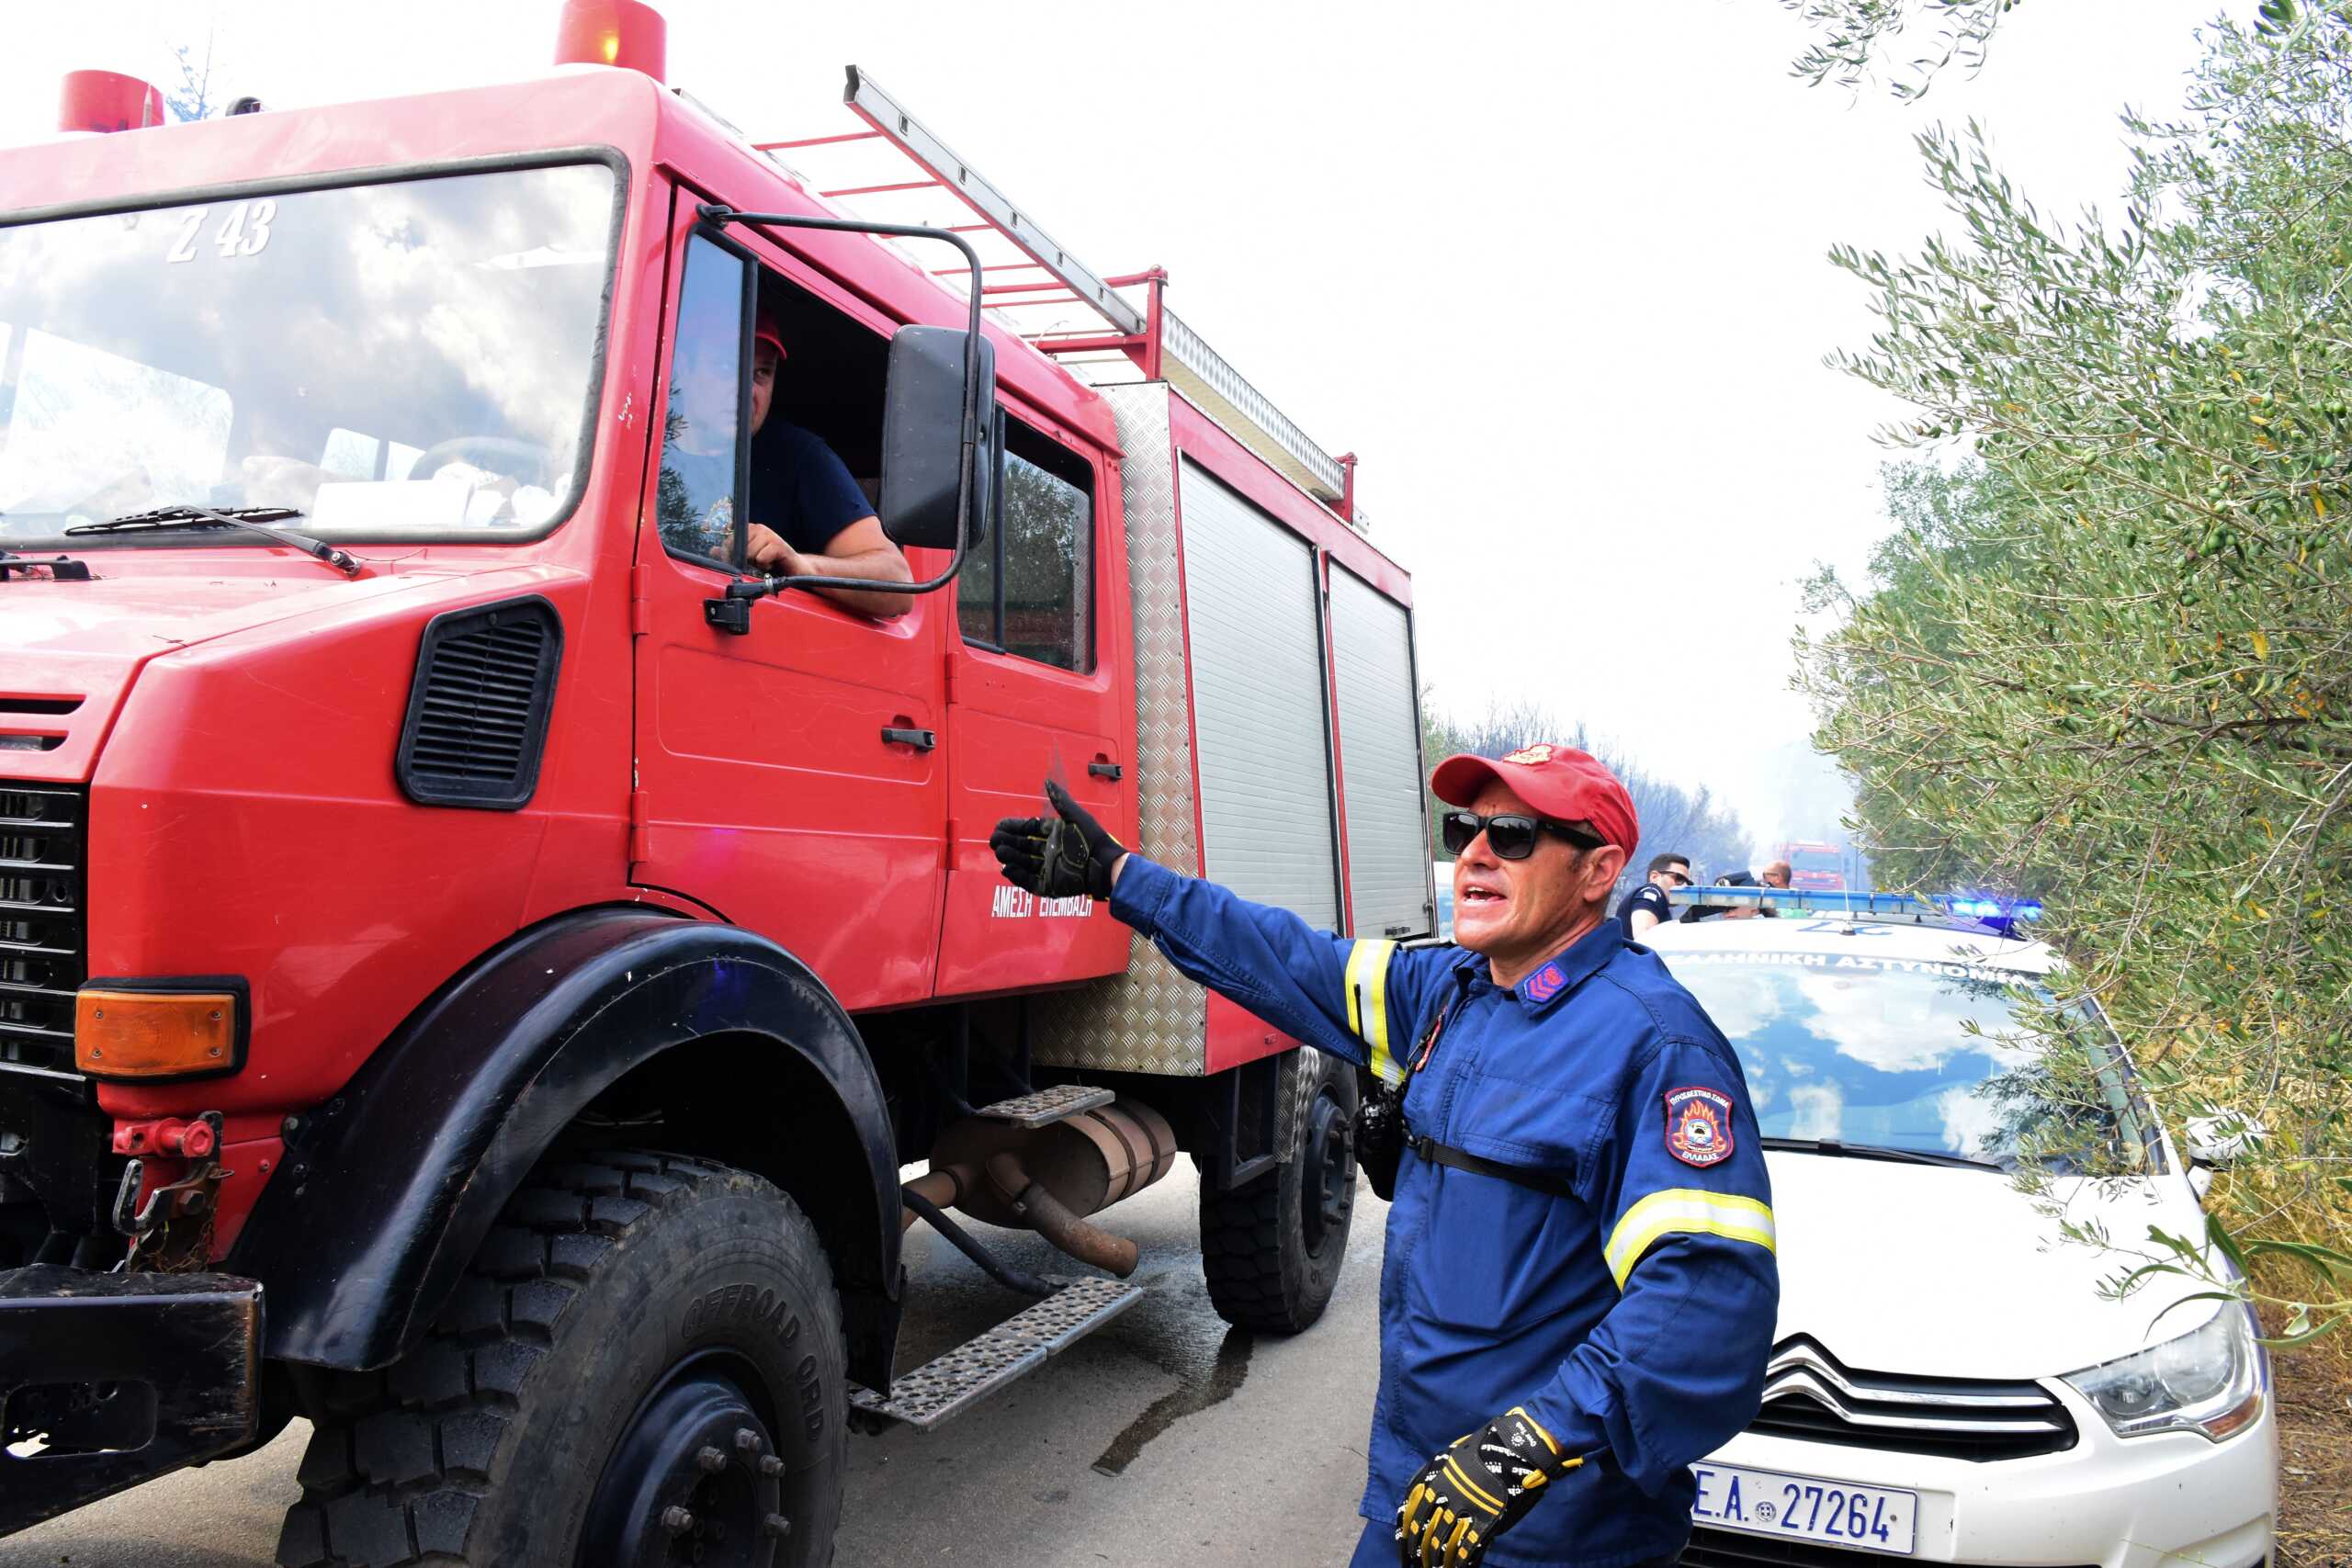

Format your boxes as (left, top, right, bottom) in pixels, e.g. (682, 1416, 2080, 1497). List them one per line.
(1662, 887, 2041, 923)
(1944, 897, 2042, 920)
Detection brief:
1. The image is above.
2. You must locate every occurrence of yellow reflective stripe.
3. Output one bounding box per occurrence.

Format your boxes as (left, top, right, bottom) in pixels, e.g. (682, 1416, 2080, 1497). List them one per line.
(1345, 939, 1401, 1084)
(1603, 1188, 1777, 1289)
(1442, 1453, 1508, 1515)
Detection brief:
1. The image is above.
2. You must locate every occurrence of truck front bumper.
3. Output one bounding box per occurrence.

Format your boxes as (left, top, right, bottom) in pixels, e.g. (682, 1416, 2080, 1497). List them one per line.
(0, 1264, 261, 1537)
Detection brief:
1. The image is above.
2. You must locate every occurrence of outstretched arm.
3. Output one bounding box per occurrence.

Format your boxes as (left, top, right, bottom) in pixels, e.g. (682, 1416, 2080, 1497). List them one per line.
(991, 783, 1443, 1080)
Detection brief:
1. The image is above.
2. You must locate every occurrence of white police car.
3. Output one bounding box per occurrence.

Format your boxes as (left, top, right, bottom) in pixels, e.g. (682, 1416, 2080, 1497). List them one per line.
(1645, 890, 2276, 1568)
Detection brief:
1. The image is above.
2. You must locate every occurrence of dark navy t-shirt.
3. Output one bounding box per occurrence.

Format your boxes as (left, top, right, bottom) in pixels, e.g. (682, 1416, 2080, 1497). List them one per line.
(1618, 881, 1673, 939)
(752, 419, 876, 554)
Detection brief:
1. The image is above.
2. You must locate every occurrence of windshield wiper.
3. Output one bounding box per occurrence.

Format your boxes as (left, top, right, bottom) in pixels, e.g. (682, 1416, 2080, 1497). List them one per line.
(1761, 1136, 2006, 1172)
(68, 504, 361, 576)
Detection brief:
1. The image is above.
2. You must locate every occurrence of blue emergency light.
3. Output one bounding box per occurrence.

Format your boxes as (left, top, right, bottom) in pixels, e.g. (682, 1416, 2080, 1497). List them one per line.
(1663, 886, 2041, 931)
(1945, 897, 2042, 920)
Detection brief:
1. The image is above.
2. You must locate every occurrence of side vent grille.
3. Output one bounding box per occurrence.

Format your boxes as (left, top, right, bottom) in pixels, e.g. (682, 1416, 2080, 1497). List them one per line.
(0, 784, 85, 1081)
(396, 596, 563, 810)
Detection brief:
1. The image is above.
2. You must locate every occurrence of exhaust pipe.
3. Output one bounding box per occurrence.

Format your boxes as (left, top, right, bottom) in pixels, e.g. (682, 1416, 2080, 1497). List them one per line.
(984, 1152, 1137, 1276)
(906, 1098, 1179, 1277)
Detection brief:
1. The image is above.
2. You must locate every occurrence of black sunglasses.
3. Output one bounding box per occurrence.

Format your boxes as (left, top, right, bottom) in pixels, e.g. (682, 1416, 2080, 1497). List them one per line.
(1664, 870, 1693, 886)
(1440, 809, 1605, 861)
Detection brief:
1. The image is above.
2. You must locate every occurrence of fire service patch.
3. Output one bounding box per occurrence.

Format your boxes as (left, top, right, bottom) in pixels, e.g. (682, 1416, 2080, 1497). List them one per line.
(1664, 1086, 1734, 1168)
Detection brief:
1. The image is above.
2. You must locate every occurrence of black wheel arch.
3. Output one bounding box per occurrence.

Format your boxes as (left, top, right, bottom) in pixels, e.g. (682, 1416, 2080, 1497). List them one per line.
(232, 907, 901, 1386)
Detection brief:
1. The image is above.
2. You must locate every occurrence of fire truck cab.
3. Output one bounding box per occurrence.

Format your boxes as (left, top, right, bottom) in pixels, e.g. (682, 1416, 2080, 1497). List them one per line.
(0, 7, 1432, 1562)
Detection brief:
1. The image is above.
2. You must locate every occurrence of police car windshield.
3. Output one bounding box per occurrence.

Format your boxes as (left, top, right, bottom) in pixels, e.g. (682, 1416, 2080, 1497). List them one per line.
(1658, 949, 2145, 1171)
(0, 164, 615, 543)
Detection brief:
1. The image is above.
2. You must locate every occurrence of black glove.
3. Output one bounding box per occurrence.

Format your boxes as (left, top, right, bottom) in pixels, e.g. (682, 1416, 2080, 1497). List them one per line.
(989, 779, 1125, 900)
(1396, 1407, 1581, 1567)
(1355, 1075, 1407, 1202)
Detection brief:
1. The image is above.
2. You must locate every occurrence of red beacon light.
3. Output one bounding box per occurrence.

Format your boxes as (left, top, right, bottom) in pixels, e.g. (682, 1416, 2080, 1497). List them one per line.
(57, 70, 165, 135)
(553, 0, 667, 83)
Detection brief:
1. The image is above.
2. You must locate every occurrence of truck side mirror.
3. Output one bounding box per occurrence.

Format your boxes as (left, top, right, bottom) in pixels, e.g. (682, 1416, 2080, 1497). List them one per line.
(878, 324, 994, 552)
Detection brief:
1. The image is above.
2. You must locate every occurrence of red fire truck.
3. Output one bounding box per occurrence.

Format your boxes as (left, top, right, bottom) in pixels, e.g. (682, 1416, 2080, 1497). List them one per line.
(0, 7, 1434, 1561)
(1778, 840, 1849, 892)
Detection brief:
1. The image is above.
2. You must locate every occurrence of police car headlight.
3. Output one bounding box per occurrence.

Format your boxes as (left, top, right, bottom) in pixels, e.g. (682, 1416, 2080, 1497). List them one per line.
(2061, 1304, 2265, 1441)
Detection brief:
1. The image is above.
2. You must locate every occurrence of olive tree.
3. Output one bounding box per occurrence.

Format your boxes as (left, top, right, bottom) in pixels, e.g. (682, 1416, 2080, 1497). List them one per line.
(1784, 0, 2023, 97)
(1799, 6, 2352, 1340)
(1785, 0, 2301, 97)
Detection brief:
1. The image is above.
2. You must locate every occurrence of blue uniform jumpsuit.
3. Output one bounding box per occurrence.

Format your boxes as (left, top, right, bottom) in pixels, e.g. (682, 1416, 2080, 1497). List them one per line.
(1110, 857, 1780, 1568)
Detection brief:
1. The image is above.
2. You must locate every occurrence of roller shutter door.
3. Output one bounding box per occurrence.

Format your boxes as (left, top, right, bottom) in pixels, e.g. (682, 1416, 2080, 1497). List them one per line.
(1178, 461, 1340, 931)
(1330, 566, 1431, 938)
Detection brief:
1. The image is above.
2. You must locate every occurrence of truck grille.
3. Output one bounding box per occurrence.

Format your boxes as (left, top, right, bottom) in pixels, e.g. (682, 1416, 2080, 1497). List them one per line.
(0, 785, 84, 1081)
(1748, 1337, 2076, 1462)
(1684, 1529, 2097, 1568)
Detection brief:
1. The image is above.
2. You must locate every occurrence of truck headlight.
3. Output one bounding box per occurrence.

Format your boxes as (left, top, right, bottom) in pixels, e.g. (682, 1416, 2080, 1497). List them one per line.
(2061, 1304, 2265, 1441)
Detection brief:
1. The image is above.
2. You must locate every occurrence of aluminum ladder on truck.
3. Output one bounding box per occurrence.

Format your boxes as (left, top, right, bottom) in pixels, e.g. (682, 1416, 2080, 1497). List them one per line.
(758, 66, 1369, 533)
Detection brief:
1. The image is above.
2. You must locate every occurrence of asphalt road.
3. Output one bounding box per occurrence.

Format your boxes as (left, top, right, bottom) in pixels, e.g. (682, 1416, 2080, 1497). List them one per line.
(2, 1168, 1386, 1567)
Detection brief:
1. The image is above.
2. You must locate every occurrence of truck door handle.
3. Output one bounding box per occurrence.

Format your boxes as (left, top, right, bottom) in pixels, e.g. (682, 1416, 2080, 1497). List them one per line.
(1088, 761, 1123, 781)
(882, 726, 937, 751)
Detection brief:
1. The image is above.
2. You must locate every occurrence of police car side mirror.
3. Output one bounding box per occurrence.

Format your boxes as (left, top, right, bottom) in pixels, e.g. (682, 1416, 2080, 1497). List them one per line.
(2184, 1110, 2266, 1201)
(878, 324, 995, 552)
(2185, 1111, 2265, 1168)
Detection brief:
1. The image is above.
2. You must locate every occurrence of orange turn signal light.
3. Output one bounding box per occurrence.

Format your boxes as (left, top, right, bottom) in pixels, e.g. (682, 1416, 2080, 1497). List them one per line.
(75, 988, 240, 1079)
(2201, 1389, 2264, 1441)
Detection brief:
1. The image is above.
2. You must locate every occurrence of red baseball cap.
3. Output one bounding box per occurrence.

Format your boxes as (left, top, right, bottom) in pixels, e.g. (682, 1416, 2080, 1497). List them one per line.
(1430, 743, 1640, 859)
(753, 309, 786, 363)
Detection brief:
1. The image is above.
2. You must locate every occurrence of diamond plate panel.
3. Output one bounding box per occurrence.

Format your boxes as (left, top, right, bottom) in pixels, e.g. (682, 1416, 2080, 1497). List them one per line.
(849, 1276, 1144, 1429)
(1034, 385, 1209, 1077)
(970, 1083, 1114, 1128)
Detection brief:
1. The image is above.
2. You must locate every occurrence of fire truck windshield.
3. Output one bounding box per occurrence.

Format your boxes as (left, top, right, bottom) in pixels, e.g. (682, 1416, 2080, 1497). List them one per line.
(0, 163, 616, 543)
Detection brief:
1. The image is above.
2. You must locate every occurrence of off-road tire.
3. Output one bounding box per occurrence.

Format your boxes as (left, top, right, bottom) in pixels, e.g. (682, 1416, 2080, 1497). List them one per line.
(1199, 1049, 1359, 1333)
(276, 1151, 845, 1567)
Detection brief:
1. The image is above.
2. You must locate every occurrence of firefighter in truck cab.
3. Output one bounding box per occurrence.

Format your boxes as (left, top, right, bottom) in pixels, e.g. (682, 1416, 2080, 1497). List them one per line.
(992, 745, 1780, 1568)
(659, 306, 912, 617)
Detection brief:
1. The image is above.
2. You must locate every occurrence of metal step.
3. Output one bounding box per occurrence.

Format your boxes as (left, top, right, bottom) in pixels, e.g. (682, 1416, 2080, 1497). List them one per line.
(849, 1276, 1144, 1430)
(969, 1083, 1113, 1129)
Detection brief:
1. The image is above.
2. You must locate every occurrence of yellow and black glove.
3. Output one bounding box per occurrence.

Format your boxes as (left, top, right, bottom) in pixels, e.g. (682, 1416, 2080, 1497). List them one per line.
(989, 778, 1123, 900)
(1396, 1406, 1580, 1567)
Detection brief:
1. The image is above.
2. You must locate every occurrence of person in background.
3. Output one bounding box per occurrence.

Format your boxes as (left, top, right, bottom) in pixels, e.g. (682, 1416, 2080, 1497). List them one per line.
(1619, 852, 1691, 940)
(1678, 870, 1747, 922)
(1736, 861, 1792, 920)
(989, 744, 1778, 1568)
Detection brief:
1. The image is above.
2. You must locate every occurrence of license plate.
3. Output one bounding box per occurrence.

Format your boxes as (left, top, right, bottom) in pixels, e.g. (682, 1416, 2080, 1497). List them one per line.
(1690, 1462, 1918, 1555)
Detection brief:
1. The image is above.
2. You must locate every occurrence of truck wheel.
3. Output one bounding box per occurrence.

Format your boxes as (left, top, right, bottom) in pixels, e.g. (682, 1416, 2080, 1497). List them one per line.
(277, 1151, 845, 1568)
(1199, 1050, 1358, 1333)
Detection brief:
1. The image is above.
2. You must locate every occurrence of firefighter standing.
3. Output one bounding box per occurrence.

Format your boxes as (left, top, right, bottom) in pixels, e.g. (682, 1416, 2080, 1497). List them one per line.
(991, 745, 1779, 1568)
